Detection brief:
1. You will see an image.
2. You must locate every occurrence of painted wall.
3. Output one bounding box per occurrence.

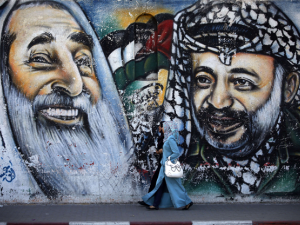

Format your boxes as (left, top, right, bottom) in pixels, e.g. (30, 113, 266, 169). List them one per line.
(1, 0, 300, 204)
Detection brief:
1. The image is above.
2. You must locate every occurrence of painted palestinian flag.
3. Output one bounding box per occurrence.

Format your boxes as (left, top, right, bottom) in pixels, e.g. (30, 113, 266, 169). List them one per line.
(101, 13, 173, 91)
(101, 13, 174, 175)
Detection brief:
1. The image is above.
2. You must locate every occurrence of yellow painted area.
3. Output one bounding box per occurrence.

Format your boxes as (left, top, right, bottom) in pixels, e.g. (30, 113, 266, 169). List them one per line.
(115, 8, 173, 29)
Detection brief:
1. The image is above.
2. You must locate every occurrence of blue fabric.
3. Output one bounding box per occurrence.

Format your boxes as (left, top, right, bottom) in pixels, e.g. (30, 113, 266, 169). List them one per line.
(142, 135, 192, 208)
(163, 121, 180, 144)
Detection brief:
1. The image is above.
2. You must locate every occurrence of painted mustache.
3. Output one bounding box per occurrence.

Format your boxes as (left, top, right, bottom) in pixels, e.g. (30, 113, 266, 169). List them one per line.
(197, 105, 249, 134)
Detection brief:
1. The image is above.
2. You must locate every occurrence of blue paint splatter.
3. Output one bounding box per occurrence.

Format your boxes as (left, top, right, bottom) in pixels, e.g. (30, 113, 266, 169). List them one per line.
(0, 166, 16, 182)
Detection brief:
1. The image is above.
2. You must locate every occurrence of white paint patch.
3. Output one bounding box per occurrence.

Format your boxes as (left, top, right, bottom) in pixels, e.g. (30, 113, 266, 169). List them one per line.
(193, 221, 252, 225)
(236, 159, 248, 166)
(255, 149, 263, 157)
(123, 41, 135, 63)
(242, 172, 256, 185)
(229, 175, 236, 185)
(261, 166, 278, 173)
(250, 161, 260, 174)
(228, 166, 242, 177)
(108, 47, 123, 72)
(241, 184, 251, 194)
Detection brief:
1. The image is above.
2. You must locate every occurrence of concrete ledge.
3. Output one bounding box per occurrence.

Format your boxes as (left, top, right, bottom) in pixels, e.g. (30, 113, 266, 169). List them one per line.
(7, 224, 69, 225)
(252, 222, 300, 225)
(1, 221, 300, 225)
(70, 223, 130, 225)
(131, 223, 192, 225)
(193, 221, 252, 225)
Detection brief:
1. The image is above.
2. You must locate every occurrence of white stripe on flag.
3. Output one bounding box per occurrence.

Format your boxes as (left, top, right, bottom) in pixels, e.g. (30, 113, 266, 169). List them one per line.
(108, 47, 123, 73)
(123, 41, 135, 64)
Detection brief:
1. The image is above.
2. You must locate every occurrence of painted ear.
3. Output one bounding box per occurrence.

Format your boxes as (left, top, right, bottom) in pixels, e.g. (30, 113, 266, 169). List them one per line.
(284, 72, 300, 103)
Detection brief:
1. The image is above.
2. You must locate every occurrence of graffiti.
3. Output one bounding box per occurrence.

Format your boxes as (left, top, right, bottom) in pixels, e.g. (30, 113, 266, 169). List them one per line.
(0, 166, 15, 183)
(0, 0, 300, 203)
(0, 161, 15, 183)
(130, 83, 163, 112)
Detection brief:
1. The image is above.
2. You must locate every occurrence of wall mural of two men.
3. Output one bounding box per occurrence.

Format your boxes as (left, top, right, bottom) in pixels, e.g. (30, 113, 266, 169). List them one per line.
(0, 0, 300, 203)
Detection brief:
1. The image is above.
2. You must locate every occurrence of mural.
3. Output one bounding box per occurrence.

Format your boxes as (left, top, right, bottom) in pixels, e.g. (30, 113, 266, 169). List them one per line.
(0, 0, 300, 203)
(165, 0, 300, 198)
(0, 0, 133, 203)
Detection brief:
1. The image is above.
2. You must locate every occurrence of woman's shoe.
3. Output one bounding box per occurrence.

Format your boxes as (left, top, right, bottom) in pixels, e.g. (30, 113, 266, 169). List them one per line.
(182, 202, 193, 210)
(138, 201, 148, 206)
(147, 205, 158, 210)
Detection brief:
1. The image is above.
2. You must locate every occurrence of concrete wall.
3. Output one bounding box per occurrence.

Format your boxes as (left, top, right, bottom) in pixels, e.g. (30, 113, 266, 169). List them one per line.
(1, 0, 300, 204)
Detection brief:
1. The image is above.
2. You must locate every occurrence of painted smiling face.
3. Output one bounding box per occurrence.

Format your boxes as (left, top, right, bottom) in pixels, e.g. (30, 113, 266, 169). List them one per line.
(7, 5, 101, 126)
(191, 52, 279, 154)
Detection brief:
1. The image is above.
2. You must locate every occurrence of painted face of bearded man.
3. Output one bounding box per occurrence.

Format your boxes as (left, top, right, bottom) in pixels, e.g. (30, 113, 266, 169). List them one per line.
(190, 52, 297, 158)
(1, 1, 132, 200)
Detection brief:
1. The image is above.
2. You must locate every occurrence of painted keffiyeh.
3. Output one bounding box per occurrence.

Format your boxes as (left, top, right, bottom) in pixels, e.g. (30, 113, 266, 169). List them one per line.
(205, 111, 283, 194)
(163, 121, 180, 144)
(162, 0, 300, 156)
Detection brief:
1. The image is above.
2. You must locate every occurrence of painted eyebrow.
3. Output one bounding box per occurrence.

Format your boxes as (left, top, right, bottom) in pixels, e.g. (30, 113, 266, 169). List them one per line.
(27, 32, 55, 50)
(194, 66, 216, 77)
(68, 32, 94, 50)
(230, 68, 260, 79)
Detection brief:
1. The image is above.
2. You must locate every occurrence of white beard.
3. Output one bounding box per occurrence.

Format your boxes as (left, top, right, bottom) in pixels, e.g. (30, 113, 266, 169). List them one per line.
(4, 83, 131, 199)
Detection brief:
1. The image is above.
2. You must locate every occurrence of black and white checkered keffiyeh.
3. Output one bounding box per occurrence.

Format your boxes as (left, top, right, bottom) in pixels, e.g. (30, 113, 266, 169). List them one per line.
(162, 0, 300, 156)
